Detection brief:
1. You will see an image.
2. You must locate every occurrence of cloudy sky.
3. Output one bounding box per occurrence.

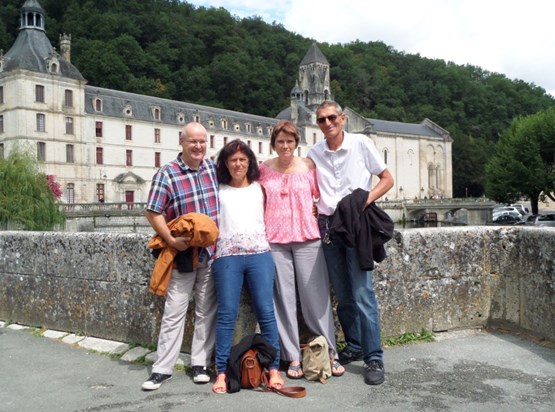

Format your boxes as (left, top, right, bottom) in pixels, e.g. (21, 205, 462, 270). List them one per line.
(187, 0, 555, 98)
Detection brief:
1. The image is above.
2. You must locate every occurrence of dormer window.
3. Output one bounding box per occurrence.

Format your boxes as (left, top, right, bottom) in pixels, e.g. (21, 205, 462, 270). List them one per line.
(177, 112, 185, 124)
(94, 97, 102, 112)
(221, 119, 228, 129)
(234, 123, 240, 132)
(45, 52, 60, 74)
(194, 115, 200, 123)
(246, 124, 251, 133)
(152, 107, 161, 121)
(123, 104, 133, 117)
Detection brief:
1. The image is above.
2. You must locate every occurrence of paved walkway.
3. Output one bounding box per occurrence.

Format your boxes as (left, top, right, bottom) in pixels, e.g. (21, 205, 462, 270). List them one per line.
(1, 323, 553, 412)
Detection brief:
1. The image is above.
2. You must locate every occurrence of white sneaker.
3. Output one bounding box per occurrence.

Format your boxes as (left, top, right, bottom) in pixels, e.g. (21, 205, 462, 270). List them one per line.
(142, 373, 172, 390)
(192, 366, 210, 384)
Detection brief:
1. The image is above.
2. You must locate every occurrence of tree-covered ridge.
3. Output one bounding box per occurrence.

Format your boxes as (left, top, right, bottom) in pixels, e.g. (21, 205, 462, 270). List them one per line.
(1, 0, 554, 197)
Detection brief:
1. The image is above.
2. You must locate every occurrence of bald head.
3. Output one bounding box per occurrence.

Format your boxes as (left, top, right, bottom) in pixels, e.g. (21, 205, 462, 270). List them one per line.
(180, 122, 208, 169)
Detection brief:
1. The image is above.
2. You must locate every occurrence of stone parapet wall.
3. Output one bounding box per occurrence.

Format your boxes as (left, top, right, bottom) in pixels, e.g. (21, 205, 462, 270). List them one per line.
(0, 227, 553, 351)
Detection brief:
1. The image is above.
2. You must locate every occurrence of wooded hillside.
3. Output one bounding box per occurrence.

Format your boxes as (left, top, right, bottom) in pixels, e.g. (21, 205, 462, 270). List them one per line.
(1, 0, 554, 197)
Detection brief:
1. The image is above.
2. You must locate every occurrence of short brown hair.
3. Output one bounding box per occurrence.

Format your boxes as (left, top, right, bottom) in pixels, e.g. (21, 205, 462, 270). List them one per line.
(270, 120, 300, 149)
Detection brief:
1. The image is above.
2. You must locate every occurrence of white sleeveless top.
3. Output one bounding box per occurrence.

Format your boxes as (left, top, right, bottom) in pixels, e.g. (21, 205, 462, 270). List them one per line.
(215, 181, 270, 258)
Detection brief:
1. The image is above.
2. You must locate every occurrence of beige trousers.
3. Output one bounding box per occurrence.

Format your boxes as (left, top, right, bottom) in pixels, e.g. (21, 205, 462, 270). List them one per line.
(151, 261, 216, 375)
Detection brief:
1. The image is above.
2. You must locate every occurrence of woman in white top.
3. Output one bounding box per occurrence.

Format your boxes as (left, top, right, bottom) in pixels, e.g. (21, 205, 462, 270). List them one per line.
(211, 139, 283, 394)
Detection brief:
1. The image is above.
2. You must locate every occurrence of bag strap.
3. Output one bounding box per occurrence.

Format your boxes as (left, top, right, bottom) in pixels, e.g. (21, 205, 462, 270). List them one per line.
(260, 372, 307, 398)
(271, 385, 307, 398)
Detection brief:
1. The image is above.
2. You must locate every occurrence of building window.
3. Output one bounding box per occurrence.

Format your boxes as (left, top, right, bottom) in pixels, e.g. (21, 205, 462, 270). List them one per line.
(125, 190, 134, 205)
(0, 143, 4, 160)
(223, 136, 228, 145)
(66, 144, 74, 163)
(35, 85, 45, 102)
(66, 183, 75, 204)
(297, 147, 302, 156)
(94, 98, 102, 112)
(153, 108, 161, 120)
(125, 125, 132, 140)
(64, 89, 73, 107)
(313, 133, 317, 144)
(154, 128, 160, 143)
(65, 117, 74, 134)
(0, 115, 3, 134)
(383, 149, 388, 164)
(95, 121, 102, 137)
(258, 142, 263, 154)
(0, 86, 3, 104)
(221, 119, 227, 129)
(234, 124, 240, 131)
(36, 113, 45, 132)
(194, 115, 200, 123)
(126, 149, 133, 166)
(155, 152, 161, 168)
(247, 140, 251, 148)
(37, 142, 46, 161)
(96, 147, 103, 164)
(178, 131, 182, 139)
(96, 184, 105, 203)
(246, 124, 251, 133)
(210, 135, 215, 148)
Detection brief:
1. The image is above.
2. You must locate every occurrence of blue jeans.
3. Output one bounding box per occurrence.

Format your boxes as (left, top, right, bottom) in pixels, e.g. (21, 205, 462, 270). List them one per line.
(322, 233, 383, 364)
(212, 252, 279, 372)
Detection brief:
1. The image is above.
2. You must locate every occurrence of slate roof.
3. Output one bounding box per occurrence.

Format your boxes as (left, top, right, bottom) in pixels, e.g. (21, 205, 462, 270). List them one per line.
(1, 0, 84, 80)
(300, 43, 329, 66)
(367, 118, 446, 138)
(85, 86, 278, 129)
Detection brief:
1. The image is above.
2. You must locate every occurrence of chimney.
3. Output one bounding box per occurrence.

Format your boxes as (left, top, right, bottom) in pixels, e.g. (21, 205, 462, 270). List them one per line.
(59, 34, 71, 62)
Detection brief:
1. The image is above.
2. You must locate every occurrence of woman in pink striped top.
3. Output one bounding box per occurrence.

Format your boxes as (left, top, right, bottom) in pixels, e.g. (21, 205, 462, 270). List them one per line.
(259, 120, 344, 379)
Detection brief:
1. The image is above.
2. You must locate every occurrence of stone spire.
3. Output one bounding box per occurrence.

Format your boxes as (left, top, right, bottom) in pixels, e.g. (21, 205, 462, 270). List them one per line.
(298, 43, 332, 108)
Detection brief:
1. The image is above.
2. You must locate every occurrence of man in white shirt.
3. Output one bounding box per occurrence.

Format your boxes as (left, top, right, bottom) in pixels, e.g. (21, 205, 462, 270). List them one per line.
(308, 100, 394, 385)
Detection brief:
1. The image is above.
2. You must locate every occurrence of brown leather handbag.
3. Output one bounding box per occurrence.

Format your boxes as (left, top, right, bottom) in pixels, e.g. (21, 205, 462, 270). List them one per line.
(240, 348, 306, 398)
(241, 349, 264, 389)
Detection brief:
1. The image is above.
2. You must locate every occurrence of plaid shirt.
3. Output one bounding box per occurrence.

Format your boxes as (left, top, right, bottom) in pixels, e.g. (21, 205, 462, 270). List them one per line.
(146, 154, 219, 259)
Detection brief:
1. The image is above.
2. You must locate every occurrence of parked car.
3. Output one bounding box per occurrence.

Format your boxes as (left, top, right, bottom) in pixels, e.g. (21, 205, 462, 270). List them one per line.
(510, 204, 530, 215)
(524, 213, 555, 227)
(493, 210, 522, 220)
(492, 214, 523, 225)
(493, 206, 522, 216)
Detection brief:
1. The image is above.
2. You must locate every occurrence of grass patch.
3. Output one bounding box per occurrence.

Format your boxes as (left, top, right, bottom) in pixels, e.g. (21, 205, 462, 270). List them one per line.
(383, 329, 435, 347)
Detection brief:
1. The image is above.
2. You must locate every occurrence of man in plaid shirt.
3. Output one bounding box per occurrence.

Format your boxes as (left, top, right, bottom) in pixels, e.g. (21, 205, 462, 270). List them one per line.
(142, 122, 219, 391)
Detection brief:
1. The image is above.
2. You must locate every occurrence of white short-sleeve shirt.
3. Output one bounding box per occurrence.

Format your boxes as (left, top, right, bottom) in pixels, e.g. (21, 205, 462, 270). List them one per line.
(308, 132, 386, 216)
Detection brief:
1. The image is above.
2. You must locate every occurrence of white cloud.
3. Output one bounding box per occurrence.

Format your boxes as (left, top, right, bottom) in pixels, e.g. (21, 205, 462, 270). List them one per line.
(188, 0, 555, 97)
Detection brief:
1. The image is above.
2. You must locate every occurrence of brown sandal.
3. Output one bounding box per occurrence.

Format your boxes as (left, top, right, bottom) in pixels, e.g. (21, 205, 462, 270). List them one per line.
(331, 360, 345, 377)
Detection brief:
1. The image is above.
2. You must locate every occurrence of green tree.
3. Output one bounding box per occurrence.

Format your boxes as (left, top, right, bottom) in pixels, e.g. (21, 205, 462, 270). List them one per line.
(0, 151, 65, 230)
(485, 108, 555, 214)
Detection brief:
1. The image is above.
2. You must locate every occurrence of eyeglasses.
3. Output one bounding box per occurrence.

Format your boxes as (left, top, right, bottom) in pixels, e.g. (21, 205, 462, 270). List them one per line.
(316, 114, 340, 124)
(184, 140, 207, 146)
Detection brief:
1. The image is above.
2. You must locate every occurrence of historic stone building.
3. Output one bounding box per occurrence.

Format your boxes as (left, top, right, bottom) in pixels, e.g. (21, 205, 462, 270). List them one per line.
(0, 0, 452, 205)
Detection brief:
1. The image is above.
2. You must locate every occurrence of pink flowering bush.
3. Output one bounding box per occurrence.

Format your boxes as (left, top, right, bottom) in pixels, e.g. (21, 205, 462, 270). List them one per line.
(46, 174, 63, 199)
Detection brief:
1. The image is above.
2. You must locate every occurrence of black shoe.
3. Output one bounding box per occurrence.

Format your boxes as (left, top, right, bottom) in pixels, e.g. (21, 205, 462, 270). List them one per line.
(364, 360, 385, 385)
(192, 366, 210, 384)
(338, 348, 363, 364)
(142, 373, 172, 390)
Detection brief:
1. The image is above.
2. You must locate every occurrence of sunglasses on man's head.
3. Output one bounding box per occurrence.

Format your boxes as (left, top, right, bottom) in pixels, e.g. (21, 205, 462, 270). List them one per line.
(316, 114, 339, 124)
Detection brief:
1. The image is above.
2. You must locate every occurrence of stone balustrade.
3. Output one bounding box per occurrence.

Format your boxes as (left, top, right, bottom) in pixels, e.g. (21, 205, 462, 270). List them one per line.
(0, 226, 553, 351)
